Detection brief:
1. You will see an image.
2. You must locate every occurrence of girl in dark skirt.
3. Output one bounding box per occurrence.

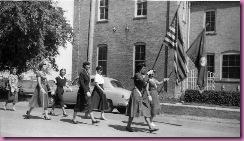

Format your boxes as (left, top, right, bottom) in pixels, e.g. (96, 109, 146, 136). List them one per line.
(49, 68, 72, 116)
(91, 66, 108, 120)
(3, 68, 19, 111)
(72, 62, 100, 125)
(125, 63, 158, 133)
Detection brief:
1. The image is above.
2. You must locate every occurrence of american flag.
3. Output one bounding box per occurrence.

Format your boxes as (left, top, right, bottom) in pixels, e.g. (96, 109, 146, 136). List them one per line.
(164, 12, 187, 84)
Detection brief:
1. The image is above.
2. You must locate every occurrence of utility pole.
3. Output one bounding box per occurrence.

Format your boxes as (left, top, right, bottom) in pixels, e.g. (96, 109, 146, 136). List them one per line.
(87, 0, 96, 74)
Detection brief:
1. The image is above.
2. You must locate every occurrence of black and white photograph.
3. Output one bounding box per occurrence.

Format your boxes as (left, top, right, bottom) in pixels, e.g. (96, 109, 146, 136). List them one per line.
(0, 0, 241, 137)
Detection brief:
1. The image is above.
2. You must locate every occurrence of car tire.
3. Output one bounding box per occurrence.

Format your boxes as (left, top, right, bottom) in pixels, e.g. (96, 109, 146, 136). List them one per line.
(117, 107, 126, 114)
(104, 99, 113, 113)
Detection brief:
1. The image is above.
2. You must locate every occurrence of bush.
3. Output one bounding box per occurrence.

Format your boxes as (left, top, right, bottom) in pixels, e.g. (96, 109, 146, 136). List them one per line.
(0, 87, 8, 99)
(183, 90, 240, 107)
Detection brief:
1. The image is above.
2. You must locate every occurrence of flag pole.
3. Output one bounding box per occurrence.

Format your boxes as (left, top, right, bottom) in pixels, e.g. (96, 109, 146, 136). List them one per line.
(158, 69, 174, 94)
(151, 1, 182, 70)
(187, 23, 209, 52)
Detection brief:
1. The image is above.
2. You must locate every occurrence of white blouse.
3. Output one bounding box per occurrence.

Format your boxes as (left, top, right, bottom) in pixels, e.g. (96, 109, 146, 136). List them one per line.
(95, 73, 104, 84)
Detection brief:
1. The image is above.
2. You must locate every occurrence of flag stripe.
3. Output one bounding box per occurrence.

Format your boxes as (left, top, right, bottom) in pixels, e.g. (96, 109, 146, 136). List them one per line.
(175, 15, 187, 84)
(163, 13, 187, 84)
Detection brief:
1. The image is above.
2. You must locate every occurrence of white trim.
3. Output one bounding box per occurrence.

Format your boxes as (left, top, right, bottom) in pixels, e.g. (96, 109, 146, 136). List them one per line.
(204, 9, 217, 33)
(134, 0, 147, 18)
(133, 45, 135, 76)
(220, 52, 240, 80)
(98, 0, 109, 21)
(96, 47, 99, 68)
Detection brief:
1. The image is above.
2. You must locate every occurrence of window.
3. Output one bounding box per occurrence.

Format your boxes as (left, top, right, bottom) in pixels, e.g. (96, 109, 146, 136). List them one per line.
(110, 80, 124, 88)
(136, 0, 147, 17)
(99, 0, 108, 21)
(205, 10, 216, 33)
(222, 54, 240, 79)
(134, 43, 146, 73)
(207, 54, 215, 74)
(97, 45, 107, 75)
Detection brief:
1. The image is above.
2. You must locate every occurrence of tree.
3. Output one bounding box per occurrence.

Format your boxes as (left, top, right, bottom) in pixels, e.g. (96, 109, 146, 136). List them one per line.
(0, 1, 73, 73)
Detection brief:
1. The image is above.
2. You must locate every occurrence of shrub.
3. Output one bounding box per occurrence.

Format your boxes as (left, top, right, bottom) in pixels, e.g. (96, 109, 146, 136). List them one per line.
(0, 87, 8, 99)
(183, 90, 240, 107)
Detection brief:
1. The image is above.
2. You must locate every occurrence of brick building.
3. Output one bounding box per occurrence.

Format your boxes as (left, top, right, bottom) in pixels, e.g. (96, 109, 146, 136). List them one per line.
(189, 1, 240, 91)
(72, 0, 189, 99)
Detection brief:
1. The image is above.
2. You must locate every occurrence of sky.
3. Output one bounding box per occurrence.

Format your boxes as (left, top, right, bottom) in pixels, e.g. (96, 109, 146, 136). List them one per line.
(51, 0, 74, 80)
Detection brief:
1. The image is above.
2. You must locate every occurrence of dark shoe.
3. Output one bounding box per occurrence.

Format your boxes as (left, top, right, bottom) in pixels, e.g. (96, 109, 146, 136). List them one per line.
(92, 120, 100, 125)
(44, 115, 51, 120)
(49, 111, 56, 116)
(149, 128, 159, 133)
(72, 119, 78, 124)
(125, 127, 133, 132)
(26, 111, 30, 119)
(63, 113, 68, 117)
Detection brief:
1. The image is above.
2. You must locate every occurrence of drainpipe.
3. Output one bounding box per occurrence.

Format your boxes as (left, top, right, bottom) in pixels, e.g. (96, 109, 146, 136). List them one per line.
(87, 0, 96, 74)
(164, 1, 170, 92)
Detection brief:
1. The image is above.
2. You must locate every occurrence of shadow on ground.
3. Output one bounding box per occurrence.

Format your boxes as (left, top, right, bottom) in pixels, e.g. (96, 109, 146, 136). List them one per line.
(108, 124, 157, 134)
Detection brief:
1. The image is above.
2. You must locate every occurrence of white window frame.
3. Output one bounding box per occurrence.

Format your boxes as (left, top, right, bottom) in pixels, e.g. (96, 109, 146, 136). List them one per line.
(204, 9, 216, 34)
(98, 0, 109, 21)
(134, 0, 147, 18)
(220, 51, 240, 81)
(97, 44, 108, 76)
(207, 53, 215, 74)
(133, 42, 146, 75)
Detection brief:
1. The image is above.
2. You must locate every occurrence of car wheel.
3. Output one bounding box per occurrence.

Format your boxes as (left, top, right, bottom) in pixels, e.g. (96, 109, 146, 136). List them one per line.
(117, 107, 126, 114)
(104, 99, 113, 113)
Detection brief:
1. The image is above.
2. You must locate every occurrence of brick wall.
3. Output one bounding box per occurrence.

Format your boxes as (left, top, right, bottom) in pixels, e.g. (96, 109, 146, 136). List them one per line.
(73, 1, 188, 98)
(189, 2, 240, 91)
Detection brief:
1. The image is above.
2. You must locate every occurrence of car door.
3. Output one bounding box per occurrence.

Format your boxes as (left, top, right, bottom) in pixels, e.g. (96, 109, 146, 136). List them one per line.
(103, 79, 120, 107)
(63, 78, 79, 105)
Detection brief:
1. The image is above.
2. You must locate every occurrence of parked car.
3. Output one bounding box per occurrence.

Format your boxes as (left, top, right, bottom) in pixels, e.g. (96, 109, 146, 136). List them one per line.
(63, 75, 131, 113)
(18, 79, 56, 107)
(18, 79, 55, 95)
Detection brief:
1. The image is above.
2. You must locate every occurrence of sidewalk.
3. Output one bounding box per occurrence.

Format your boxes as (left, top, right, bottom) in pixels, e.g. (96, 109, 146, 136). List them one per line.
(161, 102, 240, 112)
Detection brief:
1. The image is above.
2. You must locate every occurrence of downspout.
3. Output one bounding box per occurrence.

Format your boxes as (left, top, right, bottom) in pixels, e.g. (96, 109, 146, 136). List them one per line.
(88, 0, 96, 74)
(164, 1, 170, 92)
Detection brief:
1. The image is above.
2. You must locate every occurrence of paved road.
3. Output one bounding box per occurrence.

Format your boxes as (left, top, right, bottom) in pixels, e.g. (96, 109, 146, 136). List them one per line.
(0, 102, 240, 137)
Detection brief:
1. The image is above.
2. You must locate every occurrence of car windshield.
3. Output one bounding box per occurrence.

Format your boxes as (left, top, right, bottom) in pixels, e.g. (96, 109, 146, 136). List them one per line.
(72, 78, 79, 86)
(110, 80, 124, 88)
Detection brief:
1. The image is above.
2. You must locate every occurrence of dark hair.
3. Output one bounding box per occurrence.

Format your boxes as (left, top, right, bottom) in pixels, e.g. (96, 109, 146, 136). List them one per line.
(59, 68, 66, 75)
(10, 67, 17, 74)
(96, 66, 103, 71)
(38, 63, 47, 70)
(83, 61, 90, 68)
(135, 63, 146, 73)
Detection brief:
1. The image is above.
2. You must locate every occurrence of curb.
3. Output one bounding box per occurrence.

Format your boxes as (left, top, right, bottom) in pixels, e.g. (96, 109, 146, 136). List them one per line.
(161, 103, 240, 112)
(160, 103, 240, 120)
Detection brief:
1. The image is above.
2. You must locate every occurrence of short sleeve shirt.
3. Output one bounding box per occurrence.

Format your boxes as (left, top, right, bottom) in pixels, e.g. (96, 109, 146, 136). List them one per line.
(94, 73, 104, 84)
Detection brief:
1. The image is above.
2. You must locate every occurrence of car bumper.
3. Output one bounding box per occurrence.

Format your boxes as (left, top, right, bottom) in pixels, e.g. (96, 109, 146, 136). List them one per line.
(117, 102, 128, 107)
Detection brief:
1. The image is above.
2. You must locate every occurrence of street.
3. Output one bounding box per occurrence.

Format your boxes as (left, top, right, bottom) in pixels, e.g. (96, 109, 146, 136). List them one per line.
(0, 102, 240, 137)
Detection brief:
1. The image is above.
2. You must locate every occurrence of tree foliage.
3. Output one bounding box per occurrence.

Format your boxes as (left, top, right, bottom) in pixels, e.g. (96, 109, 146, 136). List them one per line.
(0, 1, 73, 73)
